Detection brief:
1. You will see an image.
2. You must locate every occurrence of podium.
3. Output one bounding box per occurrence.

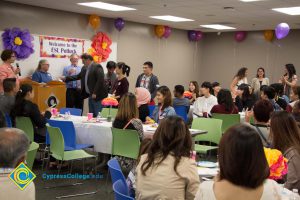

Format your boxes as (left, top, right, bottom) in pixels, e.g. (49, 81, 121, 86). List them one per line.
(20, 80, 66, 112)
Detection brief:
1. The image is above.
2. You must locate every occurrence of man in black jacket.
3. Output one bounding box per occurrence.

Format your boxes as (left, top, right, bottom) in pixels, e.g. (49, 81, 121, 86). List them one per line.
(64, 54, 107, 117)
(135, 61, 159, 103)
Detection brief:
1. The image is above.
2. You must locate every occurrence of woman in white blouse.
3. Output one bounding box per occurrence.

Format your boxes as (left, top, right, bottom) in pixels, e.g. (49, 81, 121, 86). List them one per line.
(230, 67, 248, 96)
(251, 67, 269, 99)
(195, 124, 282, 200)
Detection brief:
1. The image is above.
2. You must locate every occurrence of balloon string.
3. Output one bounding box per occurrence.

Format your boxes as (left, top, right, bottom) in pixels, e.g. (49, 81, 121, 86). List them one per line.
(233, 41, 237, 68)
(194, 42, 198, 71)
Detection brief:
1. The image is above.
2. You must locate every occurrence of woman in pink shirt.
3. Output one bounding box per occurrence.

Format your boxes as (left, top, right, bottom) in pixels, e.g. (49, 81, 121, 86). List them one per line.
(0, 50, 20, 94)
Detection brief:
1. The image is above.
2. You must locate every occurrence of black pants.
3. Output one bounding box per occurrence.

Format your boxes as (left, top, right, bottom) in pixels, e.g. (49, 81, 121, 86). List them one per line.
(66, 88, 83, 109)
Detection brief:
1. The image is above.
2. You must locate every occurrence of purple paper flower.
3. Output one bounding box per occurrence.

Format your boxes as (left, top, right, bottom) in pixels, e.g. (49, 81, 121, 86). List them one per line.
(2, 27, 34, 60)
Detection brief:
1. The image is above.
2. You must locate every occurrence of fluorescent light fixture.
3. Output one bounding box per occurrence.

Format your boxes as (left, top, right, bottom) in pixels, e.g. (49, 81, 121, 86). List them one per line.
(200, 24, 236, 30)
(77, 2, 136, 11)
(240, 0, 262, 2)
(272, 6, 300, 15)
(150, 15, 194, 22)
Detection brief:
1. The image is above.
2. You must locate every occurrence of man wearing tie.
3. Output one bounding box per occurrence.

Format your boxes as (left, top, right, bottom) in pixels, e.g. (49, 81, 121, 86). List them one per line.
(62, 54, 82, 109)
(64, 54, 107, 117)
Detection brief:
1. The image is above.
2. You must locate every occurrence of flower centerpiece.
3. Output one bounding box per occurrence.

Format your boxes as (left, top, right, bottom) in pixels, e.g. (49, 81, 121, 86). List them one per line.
(101, 97, 118, 122)
(2, 27, 34, 60)
(183, 91, 193, 99)
(88, 32, 112, 63)
(264, 147, 288, 180)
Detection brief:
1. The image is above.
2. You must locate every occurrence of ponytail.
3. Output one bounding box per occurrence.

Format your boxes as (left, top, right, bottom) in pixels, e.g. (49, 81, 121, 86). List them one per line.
(117, 62, 131, 77)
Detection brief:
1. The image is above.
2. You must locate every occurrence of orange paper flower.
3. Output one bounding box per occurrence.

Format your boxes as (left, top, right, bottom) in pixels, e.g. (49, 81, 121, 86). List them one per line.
(102, 97, 118, 106)
(264, 147, 288, 180)
(183, 91, 193, 99)
(90, 32, 112, 63)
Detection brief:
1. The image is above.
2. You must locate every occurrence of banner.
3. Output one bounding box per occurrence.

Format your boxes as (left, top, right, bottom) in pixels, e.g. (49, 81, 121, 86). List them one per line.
(39, 36, 84, 58)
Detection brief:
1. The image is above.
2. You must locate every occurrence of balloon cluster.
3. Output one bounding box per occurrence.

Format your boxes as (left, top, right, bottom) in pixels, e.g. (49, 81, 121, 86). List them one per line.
(154, 25, 172, 38)
(187, 30, 203, 42)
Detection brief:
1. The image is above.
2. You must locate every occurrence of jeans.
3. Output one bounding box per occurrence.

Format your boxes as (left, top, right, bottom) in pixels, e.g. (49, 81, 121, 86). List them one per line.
(88, 97, 102, 117)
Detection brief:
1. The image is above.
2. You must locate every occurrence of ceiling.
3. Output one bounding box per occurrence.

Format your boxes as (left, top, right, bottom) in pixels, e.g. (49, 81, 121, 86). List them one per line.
(5, 0, 300, 32)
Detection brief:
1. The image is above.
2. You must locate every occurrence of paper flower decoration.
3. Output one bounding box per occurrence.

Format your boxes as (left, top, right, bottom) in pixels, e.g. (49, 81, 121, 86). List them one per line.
(184, 91, 193, 99)
(2, 27, 34, 60)
(88, 32, 112, 63)
(264, 147, 288, 180)
(102, 97, 119, 107)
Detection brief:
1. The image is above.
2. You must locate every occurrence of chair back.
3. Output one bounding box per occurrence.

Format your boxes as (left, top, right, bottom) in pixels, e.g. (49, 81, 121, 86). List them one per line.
(59, 108, 82, 116)
(4, 113, 12, 128)
(16, 117, 34, 142)
(47, 119, 76, 148)
(113, 180, 134, 200)
(148, 105, 155, 117)
(192, 118, 222, 144)
(47, 125, 65, 160)
(101, 108, 118, 118)
(174, 106, 188, 122)
(212, 113, 240, 133)
(111, 128, 140, 159)
(107, 158, 127, 189)
(26, 142, 39, 170)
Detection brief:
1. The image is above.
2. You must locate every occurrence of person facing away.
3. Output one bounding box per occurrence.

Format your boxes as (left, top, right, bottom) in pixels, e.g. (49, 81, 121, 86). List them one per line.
(0, 49, 20, 94)
(211, 89, 238, 114)
(195, 124, 282, 200)
(104, 61, 117, 94)
(135, 87, 150, 123)
(112, 62, 130, 101)
(260, 86, 282, 111)
(173, 85, 190, 111)
(10, 84, 52, 143)
(31, 59, 53, 83)
(270, 83, 291, 112)
(251, 67, 269, 100)
(64, 53, 107, 117)
(0, 128, 35, 200)
(193, 82, 218, 118)
(135, 61, 159, 103)
(0, 78, 19, 115)
(290, 85, 300, 108)
(146, 86, 176, 124)
(62, 53, 83, 109)
(279, 63, 297, 97)
(136, 116, 200, 200)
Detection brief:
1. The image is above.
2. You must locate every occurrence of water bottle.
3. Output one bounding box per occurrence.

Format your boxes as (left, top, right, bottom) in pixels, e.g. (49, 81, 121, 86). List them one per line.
(290, 189, 300, 200)
(96, 112, 102, 122)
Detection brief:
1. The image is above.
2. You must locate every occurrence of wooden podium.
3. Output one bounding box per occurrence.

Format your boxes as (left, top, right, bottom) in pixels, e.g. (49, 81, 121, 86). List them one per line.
(20, 80, 66, 112)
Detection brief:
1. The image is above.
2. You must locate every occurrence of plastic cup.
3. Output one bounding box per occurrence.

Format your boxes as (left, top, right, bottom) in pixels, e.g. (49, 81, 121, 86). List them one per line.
(87, 113, 93, 120)
(51, 108, 58, 116)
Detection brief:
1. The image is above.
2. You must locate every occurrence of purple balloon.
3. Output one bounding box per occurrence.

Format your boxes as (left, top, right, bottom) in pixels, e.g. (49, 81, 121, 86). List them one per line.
(195, 31, 203, 41)
(235, 31, 247, 42)
(188, 30, 197, 41)
(114, 18, 125, 31)
(275, 23, 290, 39)
(163, 26, 172, 38)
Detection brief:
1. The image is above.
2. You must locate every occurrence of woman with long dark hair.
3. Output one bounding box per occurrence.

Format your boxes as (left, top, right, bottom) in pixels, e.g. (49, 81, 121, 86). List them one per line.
(251, 67, 269, 99)
(136, 116, 200, 199)
(112, 62, 130, 100)
(280, 64, 298, 97)
(230, 67, 248, 95)
(211, 89, 238, 114)
(189, 81, 200, 104)
(235, 83, 255, 112)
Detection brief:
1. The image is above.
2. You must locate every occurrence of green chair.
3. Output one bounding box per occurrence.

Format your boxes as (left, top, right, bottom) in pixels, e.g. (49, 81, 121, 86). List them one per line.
(16, 117, 34, 142)
(212, 113, 240, 133)
(101, 108, 118, 118)
(111, 128, 140, 159)
(26, 142, 39, 170)
(192, 118, 222, 154)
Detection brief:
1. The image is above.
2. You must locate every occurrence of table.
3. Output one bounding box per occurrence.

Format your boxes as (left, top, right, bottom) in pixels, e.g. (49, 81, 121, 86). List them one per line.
(52, 115, 207, 154)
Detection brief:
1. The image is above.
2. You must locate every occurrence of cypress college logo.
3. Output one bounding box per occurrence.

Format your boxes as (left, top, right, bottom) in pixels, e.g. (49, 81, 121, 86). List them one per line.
(9, 162, 36, 190)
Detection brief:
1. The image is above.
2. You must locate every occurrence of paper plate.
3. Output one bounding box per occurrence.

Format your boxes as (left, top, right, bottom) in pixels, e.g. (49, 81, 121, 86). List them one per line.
(197, 161, 218, 168)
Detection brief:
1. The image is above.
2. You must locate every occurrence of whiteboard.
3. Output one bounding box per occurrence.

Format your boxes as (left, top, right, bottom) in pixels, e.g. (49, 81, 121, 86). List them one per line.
(0, 31, 117, 79)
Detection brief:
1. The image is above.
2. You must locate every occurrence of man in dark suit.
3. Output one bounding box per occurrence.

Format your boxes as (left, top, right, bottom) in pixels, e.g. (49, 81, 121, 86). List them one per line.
(64, 53, 107, 117)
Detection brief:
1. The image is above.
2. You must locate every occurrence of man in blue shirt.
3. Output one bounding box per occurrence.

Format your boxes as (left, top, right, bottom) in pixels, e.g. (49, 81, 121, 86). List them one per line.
(32, 59, 53, 83)
(62, 54, 82, 109)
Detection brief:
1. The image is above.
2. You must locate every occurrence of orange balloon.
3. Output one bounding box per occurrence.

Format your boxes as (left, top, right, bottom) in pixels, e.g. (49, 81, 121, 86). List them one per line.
(155, 25, 165, 38)
(89, 15, 101, 30)
(264, 30, 274, 42)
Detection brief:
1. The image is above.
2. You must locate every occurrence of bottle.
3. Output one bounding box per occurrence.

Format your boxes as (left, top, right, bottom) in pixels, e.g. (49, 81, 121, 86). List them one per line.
(96, 112, 102, 122)
(290, 189, 300, 200)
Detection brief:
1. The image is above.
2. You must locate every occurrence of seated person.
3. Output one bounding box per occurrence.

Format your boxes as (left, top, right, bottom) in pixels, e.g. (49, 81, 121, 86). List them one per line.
(136, 116, 200, 199)
(290, 85, 300, 108)
(11, 84, 52, 142)
(32, 59, 53, 83)
(0, 112, 5, 128)
(261, 86, 282, 111)
(0, 78, 18, 115)
(135, 87, 150, 123)
(188, 81, 200, 104)
(212, 82, 221, 97)
(146, 86, 176, 124)
(195, 124, 282, 200)
(292, 101, 300, 126)
(0, 128, 35, 200)
(193, 82, 218, 118)
(271, 83, 292, 112)
(173, 85, 190, 112)
(235, 84, 255, 112)
(245, 100, 274, 147)
(211, 89, 238, 114)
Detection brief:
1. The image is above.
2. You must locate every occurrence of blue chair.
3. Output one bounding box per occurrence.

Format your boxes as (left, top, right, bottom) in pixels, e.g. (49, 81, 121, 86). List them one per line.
(59, 108, 82, 116)
(47, 119, 93, 150)
(174, 106, 188, 122)
(4, 113, 12, 128)
(113, 180, 134, 200)
(148, 105, 156, 117)
(107, 158, 128, 195)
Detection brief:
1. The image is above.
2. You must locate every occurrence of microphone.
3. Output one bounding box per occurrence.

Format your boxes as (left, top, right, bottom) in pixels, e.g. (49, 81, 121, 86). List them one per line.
(16, 63, 21, 76)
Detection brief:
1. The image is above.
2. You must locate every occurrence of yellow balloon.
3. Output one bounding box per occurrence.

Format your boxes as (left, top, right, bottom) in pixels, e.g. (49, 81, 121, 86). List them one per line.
(155, 25, 165, 38)
(89, 15, 101, 30)
(264, 30, 274, 42)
